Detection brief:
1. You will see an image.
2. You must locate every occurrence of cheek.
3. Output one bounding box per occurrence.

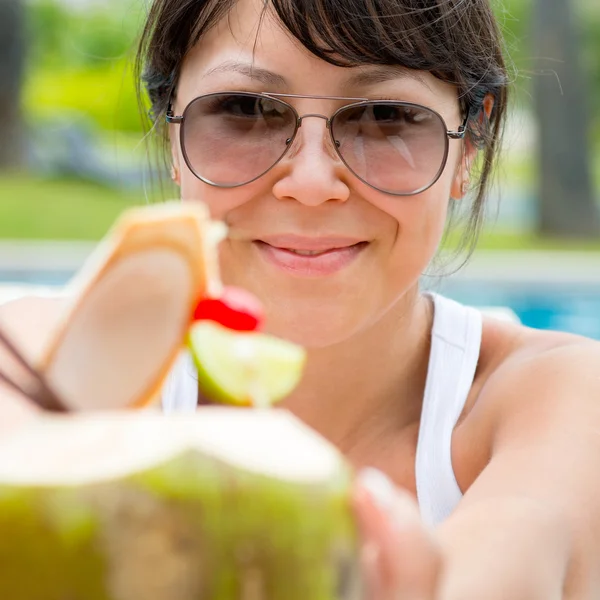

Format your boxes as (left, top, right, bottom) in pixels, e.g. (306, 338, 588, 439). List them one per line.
(172, 128, 257, 220)
(400, 153, 457, 242)
(179, 173, 254, 221)
(369, 182, 450, 250)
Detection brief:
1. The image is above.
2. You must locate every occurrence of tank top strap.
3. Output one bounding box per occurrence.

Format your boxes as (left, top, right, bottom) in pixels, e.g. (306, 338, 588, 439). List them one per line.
(415, 292, 483, 525)
(161, 350, 199, 413)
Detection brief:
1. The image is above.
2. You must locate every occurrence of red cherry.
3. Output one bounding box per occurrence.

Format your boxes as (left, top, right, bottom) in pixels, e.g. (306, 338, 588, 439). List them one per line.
(193, 286, 264, 331)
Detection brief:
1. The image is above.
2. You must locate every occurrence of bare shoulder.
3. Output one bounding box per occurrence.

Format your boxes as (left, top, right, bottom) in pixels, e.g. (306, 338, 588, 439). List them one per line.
(478, 315, 600, 435)
(453, 317, 600, 490)
(478, 316, 600, 398)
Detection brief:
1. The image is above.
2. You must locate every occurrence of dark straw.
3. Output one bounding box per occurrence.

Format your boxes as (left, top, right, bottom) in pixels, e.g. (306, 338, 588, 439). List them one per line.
(0, 327, 66, 412)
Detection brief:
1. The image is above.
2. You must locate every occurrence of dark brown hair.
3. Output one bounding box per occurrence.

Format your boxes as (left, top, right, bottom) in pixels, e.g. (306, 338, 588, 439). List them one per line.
(136, 0, 510, 256)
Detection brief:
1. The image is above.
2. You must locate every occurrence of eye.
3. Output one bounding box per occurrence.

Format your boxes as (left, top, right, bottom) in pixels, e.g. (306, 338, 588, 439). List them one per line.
(258, 99, 289, 118)
(340, 103, 432, 126)
(371, 104, 430, 125)
(221, 95, 263, 117)
(216, 96, 289, 120)
(371, 104, 401, 122)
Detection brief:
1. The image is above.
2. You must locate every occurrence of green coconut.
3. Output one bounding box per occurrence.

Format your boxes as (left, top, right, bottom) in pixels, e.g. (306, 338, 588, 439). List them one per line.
(0, 408, 363, 600)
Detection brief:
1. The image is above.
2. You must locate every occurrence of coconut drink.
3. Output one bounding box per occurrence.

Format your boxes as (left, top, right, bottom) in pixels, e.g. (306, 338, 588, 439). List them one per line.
(0, 203, 363, 600)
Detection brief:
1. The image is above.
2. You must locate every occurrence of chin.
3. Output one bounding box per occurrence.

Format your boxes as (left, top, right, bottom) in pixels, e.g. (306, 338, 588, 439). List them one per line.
(262, 302, 367, 349)
(219, 255, 383, 347)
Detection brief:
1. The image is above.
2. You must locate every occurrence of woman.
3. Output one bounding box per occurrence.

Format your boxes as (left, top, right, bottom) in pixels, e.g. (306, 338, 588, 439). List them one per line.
(2, 0, 600, 597)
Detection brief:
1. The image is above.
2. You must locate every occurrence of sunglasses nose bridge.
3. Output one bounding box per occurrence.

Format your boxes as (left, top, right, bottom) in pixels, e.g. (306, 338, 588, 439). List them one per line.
(297, 113, 331, 128)
(290, 113, 339, 160)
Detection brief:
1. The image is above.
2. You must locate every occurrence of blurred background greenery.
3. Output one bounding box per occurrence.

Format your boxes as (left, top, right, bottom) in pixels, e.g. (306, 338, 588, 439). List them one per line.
(0, 0, 599, 248)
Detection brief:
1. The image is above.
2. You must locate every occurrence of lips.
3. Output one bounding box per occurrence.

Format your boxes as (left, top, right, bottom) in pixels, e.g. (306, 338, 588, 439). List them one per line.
(258, 235, 365, 249)
(285, 249, 330, 256)
(253, 236, 368, 277)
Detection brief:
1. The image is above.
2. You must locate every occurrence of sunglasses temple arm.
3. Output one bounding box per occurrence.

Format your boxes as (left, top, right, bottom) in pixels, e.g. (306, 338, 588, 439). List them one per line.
(0, 327, 66, 412)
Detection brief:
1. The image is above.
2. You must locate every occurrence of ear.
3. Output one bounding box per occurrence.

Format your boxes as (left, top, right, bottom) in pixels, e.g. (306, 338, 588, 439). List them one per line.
(450, 94, 495, 200)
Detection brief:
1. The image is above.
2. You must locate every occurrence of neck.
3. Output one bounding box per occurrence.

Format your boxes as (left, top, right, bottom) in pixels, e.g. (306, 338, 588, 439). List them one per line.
(281, 290, 434, 452)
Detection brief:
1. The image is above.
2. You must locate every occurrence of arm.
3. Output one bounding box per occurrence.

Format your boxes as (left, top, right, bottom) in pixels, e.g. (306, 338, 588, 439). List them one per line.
(354, 339, 600, 600)
(436, 341, 600, 600)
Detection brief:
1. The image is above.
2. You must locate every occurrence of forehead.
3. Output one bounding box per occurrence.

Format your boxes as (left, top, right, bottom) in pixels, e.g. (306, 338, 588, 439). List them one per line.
(177, 0, 459, 110)
(179, 0, 343, 93)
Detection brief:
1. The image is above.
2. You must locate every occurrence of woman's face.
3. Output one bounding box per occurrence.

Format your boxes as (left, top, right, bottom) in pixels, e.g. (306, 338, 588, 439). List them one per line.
(171, 0, 468, 347)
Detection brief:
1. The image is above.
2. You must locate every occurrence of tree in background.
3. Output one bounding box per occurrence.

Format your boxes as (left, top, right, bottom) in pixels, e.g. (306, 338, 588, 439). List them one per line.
(0, 0, 26, 170)
(532, 0, 600, 237)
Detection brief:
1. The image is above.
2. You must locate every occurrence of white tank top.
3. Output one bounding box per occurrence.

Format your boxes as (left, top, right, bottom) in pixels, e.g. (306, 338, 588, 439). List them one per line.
(161, 293, 483, 525)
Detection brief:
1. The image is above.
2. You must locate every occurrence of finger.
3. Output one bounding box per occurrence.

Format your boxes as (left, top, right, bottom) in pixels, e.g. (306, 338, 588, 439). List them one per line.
(353, 468, 443, 600)
(353, 482, 391, 599)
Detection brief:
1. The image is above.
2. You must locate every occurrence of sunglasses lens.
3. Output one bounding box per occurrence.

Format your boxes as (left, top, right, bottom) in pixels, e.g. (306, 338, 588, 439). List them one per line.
(332, 103, 449, 194)
(180, 93, 297, 186)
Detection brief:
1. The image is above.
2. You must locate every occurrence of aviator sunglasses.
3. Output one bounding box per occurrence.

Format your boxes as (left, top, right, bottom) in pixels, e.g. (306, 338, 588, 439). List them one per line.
(167, 91, 471, 196)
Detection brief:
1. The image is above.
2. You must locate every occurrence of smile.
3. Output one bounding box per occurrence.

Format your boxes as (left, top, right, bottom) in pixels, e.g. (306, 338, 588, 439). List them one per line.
(253, 236, 369, 277)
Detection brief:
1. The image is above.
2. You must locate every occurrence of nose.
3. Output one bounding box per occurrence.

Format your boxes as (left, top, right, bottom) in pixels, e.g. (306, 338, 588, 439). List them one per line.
(271, 115, 351, 206)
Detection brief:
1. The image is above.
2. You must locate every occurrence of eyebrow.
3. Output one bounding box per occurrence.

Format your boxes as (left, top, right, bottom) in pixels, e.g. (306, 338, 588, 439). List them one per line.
(344, 65, 427, 90)
(203, 61, 288, 87)
(202, 61, 427, 91)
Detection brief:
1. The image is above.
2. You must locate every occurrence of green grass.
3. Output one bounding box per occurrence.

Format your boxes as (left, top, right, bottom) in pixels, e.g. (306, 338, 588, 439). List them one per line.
(0, 174, 154, 240)
(1, 173, 600, 253)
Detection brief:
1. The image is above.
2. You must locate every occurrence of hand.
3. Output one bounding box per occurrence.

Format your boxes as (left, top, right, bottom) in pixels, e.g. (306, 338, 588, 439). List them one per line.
(353, 468, 443, 600)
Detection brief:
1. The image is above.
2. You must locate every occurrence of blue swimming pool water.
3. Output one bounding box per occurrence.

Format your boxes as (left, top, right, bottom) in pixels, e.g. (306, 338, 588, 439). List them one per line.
(0, 269, 75, 288)
(429, 280, 600, 341)
(2, 269, 600, 341)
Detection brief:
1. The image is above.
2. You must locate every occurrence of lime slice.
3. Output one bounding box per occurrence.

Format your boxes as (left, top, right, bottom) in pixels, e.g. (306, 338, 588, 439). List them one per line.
(187, 321, 306, 407)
